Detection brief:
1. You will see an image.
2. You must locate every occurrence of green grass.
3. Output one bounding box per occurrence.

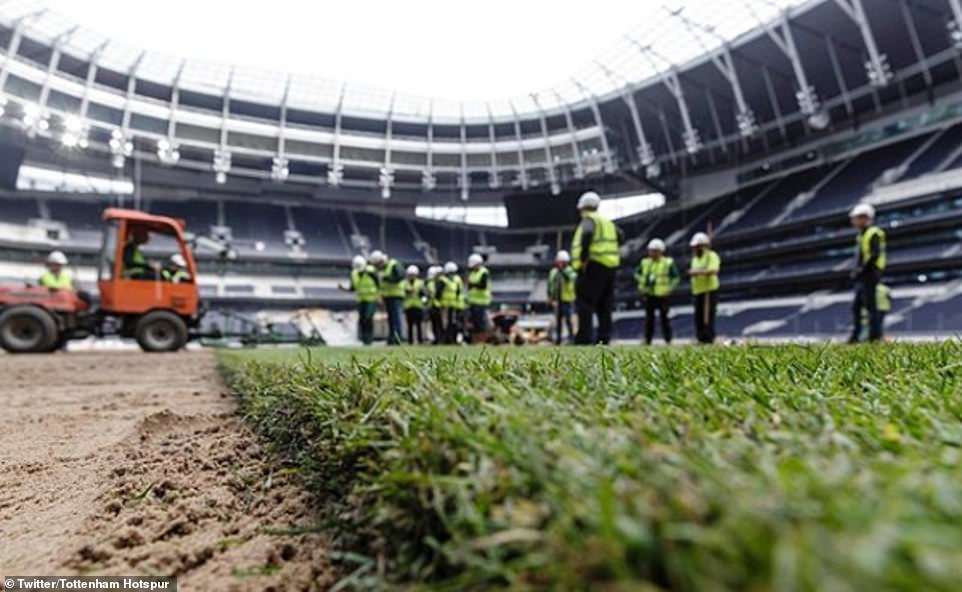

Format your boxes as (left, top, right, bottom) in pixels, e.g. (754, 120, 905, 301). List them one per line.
(221, 343, 962, 591)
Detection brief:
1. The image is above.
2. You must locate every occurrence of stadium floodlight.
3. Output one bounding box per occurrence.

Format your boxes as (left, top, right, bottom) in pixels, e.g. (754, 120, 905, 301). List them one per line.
(421, 170, 437, 192)
(21, 103, 49, 138)
(60, 115, 89, 150)
(951, 19, 962, 49)
(682, 128, 702, 156)
(378, 166, 394, 199)
(156, 137, 180, 165)
(212, 148, 231, 184)
(866, 55, 893, 88)
(736, 109, 759, 138)
(109, 128, 134, 169)
(327, 163, 343, 187)
(271, 156, 289, 182)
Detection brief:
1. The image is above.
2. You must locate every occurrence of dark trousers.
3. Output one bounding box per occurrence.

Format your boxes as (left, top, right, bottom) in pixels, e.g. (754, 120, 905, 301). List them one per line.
(384, 297, 404, 345)
(555, 302, 574, 345)
(405, 308, 424, 344)
(644, 295, 672, 344)
(851, 273, 882, 342)
(693, 291, 718, 344)
(444, 308, 461, 344)
(429, 307, 443, 344)
(357, 301, 376, 345)
(575, 262, 616, 345)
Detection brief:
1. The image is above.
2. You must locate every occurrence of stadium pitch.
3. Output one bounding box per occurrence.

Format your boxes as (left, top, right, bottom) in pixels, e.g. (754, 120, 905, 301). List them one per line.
(222, 342, 962, 590)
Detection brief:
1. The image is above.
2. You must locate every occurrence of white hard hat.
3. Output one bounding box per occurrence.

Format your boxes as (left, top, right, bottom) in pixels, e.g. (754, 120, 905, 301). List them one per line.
(647, 238, 666, 252)
(577, 191, 601, 210)
(47, 250, 68, 265)
(369, 250, 386, 264)
(689, 232, 711, 247)
(468, 253, 484, 268)
(170, 253, 187, 268)
(444, 261, 458, 274)
(406, 264, 420, 276)
(427, 265, 441, 279)
(351, 255, 367, 271)
(849, 203, 876, 219)
(555, 250, 571, 263)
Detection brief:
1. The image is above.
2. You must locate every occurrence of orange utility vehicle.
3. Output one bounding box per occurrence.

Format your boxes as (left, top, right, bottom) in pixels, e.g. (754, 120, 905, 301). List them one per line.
(0, 208, 203, 353)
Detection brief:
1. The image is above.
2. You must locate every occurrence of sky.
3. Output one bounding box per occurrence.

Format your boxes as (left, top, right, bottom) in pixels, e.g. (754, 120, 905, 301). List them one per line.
(39, 0, 657, 102)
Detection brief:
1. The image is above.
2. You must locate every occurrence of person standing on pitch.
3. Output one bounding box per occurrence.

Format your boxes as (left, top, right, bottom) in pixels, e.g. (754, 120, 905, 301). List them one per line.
(39, 251, 74, 291)
(339, 255, 379, 345)
(635, 238, 679, 344)
(403, 265, 426, 345)
(571, 191, 622, 345)
(547, 250, 577, 345)
(369, 250, 404, 345)
(848, 203, 886, 343)
(426, 265, 444, 344)
(688, 232, 721, 344)
(466, 253, 492, 343)
(438, 261, 463, 344)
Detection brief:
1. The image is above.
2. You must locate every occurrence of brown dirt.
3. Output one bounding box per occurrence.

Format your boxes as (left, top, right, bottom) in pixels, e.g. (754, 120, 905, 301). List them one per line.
(0, 351, 336, 591)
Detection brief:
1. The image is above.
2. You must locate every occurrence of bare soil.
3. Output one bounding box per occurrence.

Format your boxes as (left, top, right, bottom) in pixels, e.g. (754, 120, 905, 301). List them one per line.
(0, 351, 336, 591)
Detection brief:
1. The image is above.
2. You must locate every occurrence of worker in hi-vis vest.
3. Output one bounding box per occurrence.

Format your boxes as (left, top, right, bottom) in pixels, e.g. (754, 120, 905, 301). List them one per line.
(337, 255, 380, 345)
(635, 238, 680, 345)
(425, 265, 444, 345)
(370, 250, 405, 346)
(688, 232, 721, 344)
(402, 265, 426, 345)
(848, 203, 887, 343)
(547, 250, 577, 345)
(161, 253, 191, 284)
(466, 253, 492, 343)
(437, 261, 464, 344)
(39, 251, 74, 291)
(570, 191, 622, 345)
(339, 255, 380, 345)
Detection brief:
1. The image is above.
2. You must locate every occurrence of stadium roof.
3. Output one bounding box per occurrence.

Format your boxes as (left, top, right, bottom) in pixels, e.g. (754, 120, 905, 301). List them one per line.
(0, 0, 809, 121)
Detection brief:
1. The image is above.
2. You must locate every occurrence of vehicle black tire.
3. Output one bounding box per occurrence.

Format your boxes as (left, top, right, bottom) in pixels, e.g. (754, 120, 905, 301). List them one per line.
(135, 311, 188, 353)
(0, 305, 59, 353)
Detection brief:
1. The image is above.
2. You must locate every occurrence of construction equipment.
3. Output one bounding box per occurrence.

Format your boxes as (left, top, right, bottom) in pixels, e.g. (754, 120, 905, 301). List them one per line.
(0, 208, 204, 353)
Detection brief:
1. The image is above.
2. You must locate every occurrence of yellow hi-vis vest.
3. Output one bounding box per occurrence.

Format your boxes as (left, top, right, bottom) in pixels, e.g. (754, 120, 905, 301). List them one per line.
(467, 267, 492, 306)
(426, 278, 441, 308)
(876, 283, 892, 312)
(636, 257, 676, 297)
(440, 274, 463, 308)
(403, 278, 425, 310)
(690, 249, 721, 295)
(39, 269, 73, 291)
(571, 212, 620, 270)
(351, 266, 379, 303)
(379, 259, 405, 298)
(858, 225, 886, 271)
(548, 266, 577, 303)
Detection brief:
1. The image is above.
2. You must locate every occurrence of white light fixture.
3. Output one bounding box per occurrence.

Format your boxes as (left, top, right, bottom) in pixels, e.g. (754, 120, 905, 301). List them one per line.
(156, 137, 180, 165)
(638, 142, 656, 167)
(682, 128, 702, 155)
(866, 55, 893, 88)
(108, 128, 133, 169)
(736, 109, 758, 138)
(421, 169, 436, 191)
(212, 148, 231, 184)
(22, 103, 49, 138)
(950, 19, 962, 50)
(327, 163, 343, 186)
(60, 115, 89, 150)
(378, 166, 393, 199)
(270, 156, 289, 182)
(550, 181, 561, 196)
